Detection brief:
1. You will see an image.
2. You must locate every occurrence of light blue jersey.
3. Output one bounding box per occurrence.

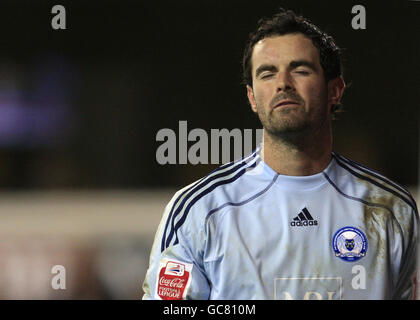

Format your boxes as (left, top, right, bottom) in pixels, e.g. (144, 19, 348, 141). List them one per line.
(142, 148, 419, 300)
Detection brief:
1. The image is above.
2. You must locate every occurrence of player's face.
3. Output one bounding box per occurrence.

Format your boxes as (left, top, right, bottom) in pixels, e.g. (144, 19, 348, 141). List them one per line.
(247, 33, 333, 137)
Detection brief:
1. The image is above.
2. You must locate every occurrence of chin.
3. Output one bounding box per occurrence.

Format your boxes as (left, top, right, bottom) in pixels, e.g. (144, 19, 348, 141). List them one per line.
(268, 118, 308, 133)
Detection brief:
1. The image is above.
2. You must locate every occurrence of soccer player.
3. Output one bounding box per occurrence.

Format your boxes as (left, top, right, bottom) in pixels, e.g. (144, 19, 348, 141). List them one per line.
(142, 8, 419, 300)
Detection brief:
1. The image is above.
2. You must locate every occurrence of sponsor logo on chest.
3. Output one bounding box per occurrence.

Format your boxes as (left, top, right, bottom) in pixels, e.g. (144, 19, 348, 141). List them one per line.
(290, 207, 318, 227)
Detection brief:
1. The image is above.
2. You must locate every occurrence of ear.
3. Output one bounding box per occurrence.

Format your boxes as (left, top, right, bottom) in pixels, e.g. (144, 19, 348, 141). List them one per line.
(247, 85, 258, 113)
(328, 76, 345, 107)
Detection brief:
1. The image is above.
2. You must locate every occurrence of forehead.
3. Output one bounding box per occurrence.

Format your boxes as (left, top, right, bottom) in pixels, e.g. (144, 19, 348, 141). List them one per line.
(251, 33, 320, 69)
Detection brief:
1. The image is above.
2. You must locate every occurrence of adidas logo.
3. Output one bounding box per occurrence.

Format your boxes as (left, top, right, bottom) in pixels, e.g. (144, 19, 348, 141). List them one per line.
(290, 207, 318, 227)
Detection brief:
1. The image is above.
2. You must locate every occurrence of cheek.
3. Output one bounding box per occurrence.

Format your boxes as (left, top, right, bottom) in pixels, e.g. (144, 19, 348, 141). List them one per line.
(253, 86, 272, 107)
(300, 82, 328, 104)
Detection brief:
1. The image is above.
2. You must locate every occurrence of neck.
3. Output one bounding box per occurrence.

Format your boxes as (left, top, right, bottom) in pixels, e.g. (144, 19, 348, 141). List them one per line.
(260, 123, 333, 176)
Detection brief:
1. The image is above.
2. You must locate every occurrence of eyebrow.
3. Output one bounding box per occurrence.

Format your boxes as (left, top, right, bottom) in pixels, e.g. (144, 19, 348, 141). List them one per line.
(289, 60, 317, 71)
(254, 60, 318, 78)
(255, 64, 278, 78)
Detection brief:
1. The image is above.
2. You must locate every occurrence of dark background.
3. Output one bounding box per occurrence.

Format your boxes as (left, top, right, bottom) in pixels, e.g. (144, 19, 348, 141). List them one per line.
(0, 0, 418, 190)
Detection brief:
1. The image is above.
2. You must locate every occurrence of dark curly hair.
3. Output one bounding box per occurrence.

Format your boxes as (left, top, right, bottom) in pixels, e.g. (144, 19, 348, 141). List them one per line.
(242, 8, 344, 113)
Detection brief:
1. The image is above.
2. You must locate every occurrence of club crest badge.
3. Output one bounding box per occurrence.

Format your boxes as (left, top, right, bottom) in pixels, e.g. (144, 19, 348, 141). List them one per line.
(332, 226, 368, 262)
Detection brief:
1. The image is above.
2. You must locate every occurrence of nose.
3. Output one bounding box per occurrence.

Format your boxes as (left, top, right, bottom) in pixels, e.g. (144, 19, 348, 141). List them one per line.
(276, 72, 294, 92)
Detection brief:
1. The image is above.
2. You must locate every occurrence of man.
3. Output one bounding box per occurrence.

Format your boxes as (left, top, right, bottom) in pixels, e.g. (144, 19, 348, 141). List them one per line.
(143, 8, 418, 300)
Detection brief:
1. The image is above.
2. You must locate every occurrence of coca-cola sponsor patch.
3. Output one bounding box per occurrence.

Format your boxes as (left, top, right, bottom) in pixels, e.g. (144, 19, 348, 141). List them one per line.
(156, 259, 193, 300)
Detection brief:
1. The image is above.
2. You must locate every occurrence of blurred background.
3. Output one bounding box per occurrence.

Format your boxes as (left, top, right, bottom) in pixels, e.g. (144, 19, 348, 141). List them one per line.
(0, 0, 418, 299)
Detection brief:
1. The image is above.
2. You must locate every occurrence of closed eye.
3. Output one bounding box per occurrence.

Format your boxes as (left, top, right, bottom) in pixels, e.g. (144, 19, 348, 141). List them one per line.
(294, 70, 310, 75)
(260, 73, 274, 79)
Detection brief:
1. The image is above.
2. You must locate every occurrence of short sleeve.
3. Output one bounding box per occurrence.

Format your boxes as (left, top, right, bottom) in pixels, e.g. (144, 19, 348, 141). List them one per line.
(393, 208, 419, 299)
(142, 192, 210, 300)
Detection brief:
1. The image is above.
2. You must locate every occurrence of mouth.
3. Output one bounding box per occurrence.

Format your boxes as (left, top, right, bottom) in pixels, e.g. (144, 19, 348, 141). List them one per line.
(273, 100, 299, 109)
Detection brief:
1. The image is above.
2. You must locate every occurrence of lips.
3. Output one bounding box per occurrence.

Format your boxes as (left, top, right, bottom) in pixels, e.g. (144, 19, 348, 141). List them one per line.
(274, 100, 299, 108)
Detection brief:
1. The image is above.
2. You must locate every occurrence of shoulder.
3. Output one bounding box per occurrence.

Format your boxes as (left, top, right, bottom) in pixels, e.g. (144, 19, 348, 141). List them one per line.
(161, 149, 262, 250)
(331, 152, 418, 231)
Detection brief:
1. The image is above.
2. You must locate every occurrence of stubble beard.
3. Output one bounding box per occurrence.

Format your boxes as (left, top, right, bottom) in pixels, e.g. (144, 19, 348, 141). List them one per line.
(256, 99, 329, 146)
(257, 101, 311, 140)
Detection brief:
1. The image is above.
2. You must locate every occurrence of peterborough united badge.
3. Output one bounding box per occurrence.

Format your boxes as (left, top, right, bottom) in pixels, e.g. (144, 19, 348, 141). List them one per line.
(332, 226, 368, 262)
(155, 259, 193, 300)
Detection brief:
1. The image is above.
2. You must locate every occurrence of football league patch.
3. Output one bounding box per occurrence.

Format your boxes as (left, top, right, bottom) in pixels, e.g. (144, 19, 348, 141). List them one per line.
(332, 226, 368, 262)
(155, 259, 193, 300)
